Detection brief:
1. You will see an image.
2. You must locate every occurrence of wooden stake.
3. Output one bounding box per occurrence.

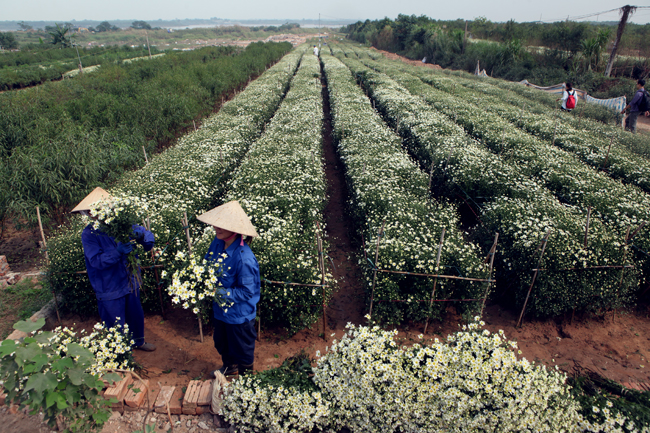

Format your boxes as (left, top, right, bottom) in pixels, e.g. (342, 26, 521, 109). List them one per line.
(427, 160, 435, 191)
(602, 135, 614, 170)
(368, 220, 386, 319)
(552, 117, 558, 146)
(37, 206, 61, 324)
(584, 206, 591, 248)
(142, 146, 149, 164)
(193, 120, 197, 131)
(424, 228, 445, 334)
(517, 230, 550, 328)
(182, 213, 203, 343)
(480, 232, 499, 318)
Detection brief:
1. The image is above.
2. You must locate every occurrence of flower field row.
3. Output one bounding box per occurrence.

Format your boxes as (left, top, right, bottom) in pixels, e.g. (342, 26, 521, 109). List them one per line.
(47, 48, 305, 315)
(322, 50, 489, 325)
(221, 321, 643, 433)
(394, 57, 650, 194)
(221, 52, 332, 333)
(349, 49, 650, 296)
(333, 45, 638, 317)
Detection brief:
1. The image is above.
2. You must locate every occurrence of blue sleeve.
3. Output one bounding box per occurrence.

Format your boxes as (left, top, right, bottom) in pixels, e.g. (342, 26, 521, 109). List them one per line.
(631, 91, 643, 105)
(82, 230, 123, 270)
(132, 225, 155, 252)
(219, 257, 258, 303)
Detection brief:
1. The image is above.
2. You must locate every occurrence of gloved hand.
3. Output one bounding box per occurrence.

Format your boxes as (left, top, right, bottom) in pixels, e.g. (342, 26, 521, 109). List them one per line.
(131, 228, 146, 244)
(116, 242, 134, 255)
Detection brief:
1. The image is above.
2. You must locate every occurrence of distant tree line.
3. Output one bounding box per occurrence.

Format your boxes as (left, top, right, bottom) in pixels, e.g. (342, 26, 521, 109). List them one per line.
(344, 14, 650, 98)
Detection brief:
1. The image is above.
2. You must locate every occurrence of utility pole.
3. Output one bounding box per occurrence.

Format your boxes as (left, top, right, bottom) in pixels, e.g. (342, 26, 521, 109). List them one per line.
(319, 13, 321, 45)
(74, 43, 83, 74)
(145, 31, 152, 58)
(605, 5, 637, 77)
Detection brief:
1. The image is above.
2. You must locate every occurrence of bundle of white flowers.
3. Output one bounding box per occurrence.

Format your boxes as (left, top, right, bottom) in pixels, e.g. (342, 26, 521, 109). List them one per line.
(223, 318, 646, 432)
(167, 250, 231, 315)
(221, 375, 330, 433)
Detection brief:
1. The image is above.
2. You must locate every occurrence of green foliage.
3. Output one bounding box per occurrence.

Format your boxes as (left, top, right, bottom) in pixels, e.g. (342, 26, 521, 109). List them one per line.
(49, 23, 73, 48)
(0, 320, 112, 432)
(0, 32, 18, 50)
(252, 351, 317, 393)
(0, 42, 292, 226)
(344, 15, 650, 97)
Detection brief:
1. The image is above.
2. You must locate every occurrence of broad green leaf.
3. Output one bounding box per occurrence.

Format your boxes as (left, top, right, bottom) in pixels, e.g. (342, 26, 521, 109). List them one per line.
(66, 343, 93, 363)
(31, 354, 50, 373)
(51, 357, 74, 372)
(64, 386, 81, 404)
(13, 318, 45, 334)
(0, 339, 17, 357)
(15, 343, 42, 366)
(33, 332, 54, 344)
(23, 372, 58, 395)
(101, 372, 122, 385)
(67, 367, 85, 386)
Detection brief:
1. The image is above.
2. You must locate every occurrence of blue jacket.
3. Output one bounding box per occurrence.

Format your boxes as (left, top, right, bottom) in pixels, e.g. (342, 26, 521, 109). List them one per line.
(631, 88, 646, 112)
(81, 224, 155, 301)
(204, 235, 261, 324)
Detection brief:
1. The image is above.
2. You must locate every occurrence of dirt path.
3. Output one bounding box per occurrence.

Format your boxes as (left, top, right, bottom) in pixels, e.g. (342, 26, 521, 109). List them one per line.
(320, 63, 366, 330)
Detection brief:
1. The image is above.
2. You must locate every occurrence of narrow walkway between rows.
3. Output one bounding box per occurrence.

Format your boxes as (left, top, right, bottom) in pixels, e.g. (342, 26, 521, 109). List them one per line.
(320, 61, 366, 330)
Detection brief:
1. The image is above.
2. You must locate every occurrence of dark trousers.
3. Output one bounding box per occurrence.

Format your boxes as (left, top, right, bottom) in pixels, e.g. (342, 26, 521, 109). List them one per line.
(212, 317, 257, 366)
(626, 111, 640, 133)
(97, 290, 145, 347)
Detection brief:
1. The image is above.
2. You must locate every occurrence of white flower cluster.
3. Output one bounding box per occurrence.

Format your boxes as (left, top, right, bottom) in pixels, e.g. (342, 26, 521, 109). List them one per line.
(221, 376, 330, 433)
(46, 321, 135, 375)
(322, 50, 488, 324)
(168, 250, 231, 315)
(88, 195, 147, 231)
(224, 319, 646, 433)
(223, 50, 332, 332)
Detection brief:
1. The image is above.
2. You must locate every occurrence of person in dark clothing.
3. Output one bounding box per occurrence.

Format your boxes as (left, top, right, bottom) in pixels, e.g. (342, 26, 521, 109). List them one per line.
(72, 187, 157, 351)
(198, 200, 260, 377)
(622, 78, 649, 133)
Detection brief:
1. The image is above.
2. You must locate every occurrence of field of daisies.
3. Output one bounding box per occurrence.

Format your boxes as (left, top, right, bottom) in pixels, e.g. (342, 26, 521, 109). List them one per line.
(31, 41, 650, 431)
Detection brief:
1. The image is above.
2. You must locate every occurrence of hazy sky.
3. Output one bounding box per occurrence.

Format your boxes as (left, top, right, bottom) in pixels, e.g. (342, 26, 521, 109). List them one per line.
(3, 0, 650, 24)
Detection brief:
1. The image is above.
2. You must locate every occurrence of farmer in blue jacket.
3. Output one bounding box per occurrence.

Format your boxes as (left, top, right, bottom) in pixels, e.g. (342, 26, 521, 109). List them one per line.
(198, 200, 260, 376)
(72, 187, 157, 351)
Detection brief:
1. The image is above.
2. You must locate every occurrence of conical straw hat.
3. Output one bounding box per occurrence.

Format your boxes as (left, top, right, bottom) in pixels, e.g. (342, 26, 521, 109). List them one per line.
(197, 201, 258, 237)
(71, 187, 111, 213)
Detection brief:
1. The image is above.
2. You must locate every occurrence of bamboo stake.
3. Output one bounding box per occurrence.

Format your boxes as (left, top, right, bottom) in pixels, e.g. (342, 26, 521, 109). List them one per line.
(517, 230, 550, 328)
(424, 228, 445, 334)
(480, 232, 499, 318)
(584, 206, 592, 248)
(182, 212, 203, 343)
(629, 221, 646, 241)
(427, 160, 435, 191)
(602, 135, 614, 170)
(552, 117, 558, 146)
(368, 220, 386, 319)
(142, 146, 149, 164)
(615, 227, 632, 323)
(37, 206, 61, 324)
(193, 120, 197, 131)
(146, 216, 165, 319)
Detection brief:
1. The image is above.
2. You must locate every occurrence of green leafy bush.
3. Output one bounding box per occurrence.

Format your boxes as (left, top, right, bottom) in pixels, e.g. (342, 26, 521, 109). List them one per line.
(0, 319, 122, 432)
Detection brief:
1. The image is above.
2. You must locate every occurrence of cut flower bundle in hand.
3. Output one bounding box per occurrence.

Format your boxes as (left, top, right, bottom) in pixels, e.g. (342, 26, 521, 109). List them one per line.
(89, 195, 148, 286)
(166, 251, 233, 317)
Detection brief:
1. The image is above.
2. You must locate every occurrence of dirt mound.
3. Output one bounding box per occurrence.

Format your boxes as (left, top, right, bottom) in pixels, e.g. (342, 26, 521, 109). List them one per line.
(371, 47, 442, 69)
